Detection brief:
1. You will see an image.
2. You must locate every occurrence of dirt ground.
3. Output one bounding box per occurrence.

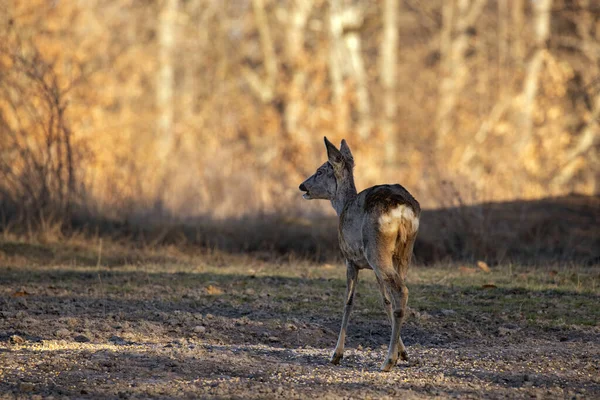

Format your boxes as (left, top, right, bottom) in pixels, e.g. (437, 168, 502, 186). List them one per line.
(0, 240, 598, 399)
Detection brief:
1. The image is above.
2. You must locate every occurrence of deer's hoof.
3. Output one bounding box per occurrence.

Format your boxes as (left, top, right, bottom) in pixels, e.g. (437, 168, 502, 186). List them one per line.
(330, 352, 343, 365)
(400, 350, 409, 361)
(380, 358, 396, 372)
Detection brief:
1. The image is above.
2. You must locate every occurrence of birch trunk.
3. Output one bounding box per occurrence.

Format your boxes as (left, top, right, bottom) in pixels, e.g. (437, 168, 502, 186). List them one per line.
(328, 2, 370, 139)
(329, 0, 349, 135)
(553, 0, 600, 191)
(243, 0, 278, 103)
(552, 93, 600, 187)
(511, 0, 524, 63)
(518, 0, 552, 149)
(436, 0, 486, 148)
(157, 0, 178, 163)
(343, 11, 371, 139)
(283, 0, 313, 138)
(497, 0, 508, 94)
(380, 0, 398, 162)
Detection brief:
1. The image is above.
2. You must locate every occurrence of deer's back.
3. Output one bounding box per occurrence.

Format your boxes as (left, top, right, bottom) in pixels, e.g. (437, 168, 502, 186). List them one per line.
(363, 184, 420, 215)
(339, 184, 420, 268)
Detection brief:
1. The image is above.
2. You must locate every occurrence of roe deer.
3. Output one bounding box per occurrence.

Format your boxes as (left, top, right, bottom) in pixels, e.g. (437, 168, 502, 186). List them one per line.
(299, 137, 420, 372)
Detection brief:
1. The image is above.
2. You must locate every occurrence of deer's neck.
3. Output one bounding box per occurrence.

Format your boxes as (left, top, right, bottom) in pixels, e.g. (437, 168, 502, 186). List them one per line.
(331, 174, 357, 216)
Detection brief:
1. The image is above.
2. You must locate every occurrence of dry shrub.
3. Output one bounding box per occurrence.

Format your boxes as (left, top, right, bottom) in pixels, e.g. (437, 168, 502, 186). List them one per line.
(0, 35, 86, 235)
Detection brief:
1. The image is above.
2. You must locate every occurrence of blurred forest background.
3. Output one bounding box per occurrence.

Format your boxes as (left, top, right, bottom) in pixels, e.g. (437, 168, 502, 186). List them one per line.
(0, 0, 599, 262)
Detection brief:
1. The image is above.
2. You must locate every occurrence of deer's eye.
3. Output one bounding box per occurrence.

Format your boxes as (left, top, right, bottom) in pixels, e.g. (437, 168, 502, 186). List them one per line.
(316, 170, 323, 176)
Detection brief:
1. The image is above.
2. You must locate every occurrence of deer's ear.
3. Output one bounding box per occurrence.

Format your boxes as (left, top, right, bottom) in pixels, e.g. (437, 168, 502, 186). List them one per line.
(340, 139, 354, 167)
(324, 136, 344, 168)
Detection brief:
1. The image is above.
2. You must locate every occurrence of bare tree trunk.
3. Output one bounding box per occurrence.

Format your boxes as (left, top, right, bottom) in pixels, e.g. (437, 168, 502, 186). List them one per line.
(328, 1, 371, 139)
(329, 0, 349, 135)
(573, 0, 600, 62)
(243, 0, 278, 103)
(439, 0, 455, 75)
(244, 0, 314, 142)
(518, 0, 552, 149)
(182, 0, 203, 122)
(286, 0, 313, 57)
(157, 0, 178, 163)
(497, 0, 508, 95)
(511, 0, 525, 63)
(282, 0, 313, 138)
(436, 0, 486, 148)
(343, 6, 371, 139)
(380, 0, 398, 162)
(553, 0, 600, 191)
(552, 93, 600, 187)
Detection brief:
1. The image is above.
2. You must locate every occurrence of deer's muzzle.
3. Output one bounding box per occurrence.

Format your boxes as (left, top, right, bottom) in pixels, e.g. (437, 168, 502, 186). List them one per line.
(299, 183, 311, 199)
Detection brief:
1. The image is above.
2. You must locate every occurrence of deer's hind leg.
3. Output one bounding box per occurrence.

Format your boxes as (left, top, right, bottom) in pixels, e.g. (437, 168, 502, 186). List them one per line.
(378, 267, 407, 372)
(365, 234, 407, 371)
(375, 275, 393, 324)
(391, 232, 417, 362)
(376, 274, 408, 362)
(391, 273, 409, 362)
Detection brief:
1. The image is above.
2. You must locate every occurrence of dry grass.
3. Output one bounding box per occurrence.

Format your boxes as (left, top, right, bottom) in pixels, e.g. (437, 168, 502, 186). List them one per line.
(3, 193, 597, 267)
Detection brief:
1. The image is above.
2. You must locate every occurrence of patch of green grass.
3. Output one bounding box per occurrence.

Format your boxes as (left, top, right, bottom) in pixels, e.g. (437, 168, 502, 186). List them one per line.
(407, 264, 599, 328)
(1, 238, 597, 331)
(174, 259, 599, 329)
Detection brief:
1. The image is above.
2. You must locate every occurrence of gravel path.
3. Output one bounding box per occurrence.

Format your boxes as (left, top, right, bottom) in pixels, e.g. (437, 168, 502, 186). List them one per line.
(0, 254, 598, 399)
(1, 311, 598, 399)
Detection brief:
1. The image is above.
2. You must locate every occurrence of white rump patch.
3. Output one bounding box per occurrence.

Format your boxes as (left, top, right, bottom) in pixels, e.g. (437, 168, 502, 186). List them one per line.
(378, 205, 419, 234)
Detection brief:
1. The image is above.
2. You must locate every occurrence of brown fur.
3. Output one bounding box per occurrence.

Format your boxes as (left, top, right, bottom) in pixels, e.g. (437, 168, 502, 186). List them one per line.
(364, 184, 421, 215)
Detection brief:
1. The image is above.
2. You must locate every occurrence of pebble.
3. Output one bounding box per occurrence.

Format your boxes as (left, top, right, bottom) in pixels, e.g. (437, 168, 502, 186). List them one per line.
(10, 334, 26, 345)
(15, 298, 28, 308)
(19, 382, 34, 392)
(498, 326, 518, 337)
(74, 334, 91, 343)
(55, 328, 70, 338)
(109, 335, 129, 345)
(194, 326, 207, 334)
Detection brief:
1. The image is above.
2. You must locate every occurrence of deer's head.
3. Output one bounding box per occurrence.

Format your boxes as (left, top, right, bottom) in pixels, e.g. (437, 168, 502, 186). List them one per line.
(299, 137, 354, 200)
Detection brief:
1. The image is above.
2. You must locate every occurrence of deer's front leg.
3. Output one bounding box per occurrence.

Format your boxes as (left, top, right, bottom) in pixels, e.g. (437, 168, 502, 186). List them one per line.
(331, 261, 358, 365)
